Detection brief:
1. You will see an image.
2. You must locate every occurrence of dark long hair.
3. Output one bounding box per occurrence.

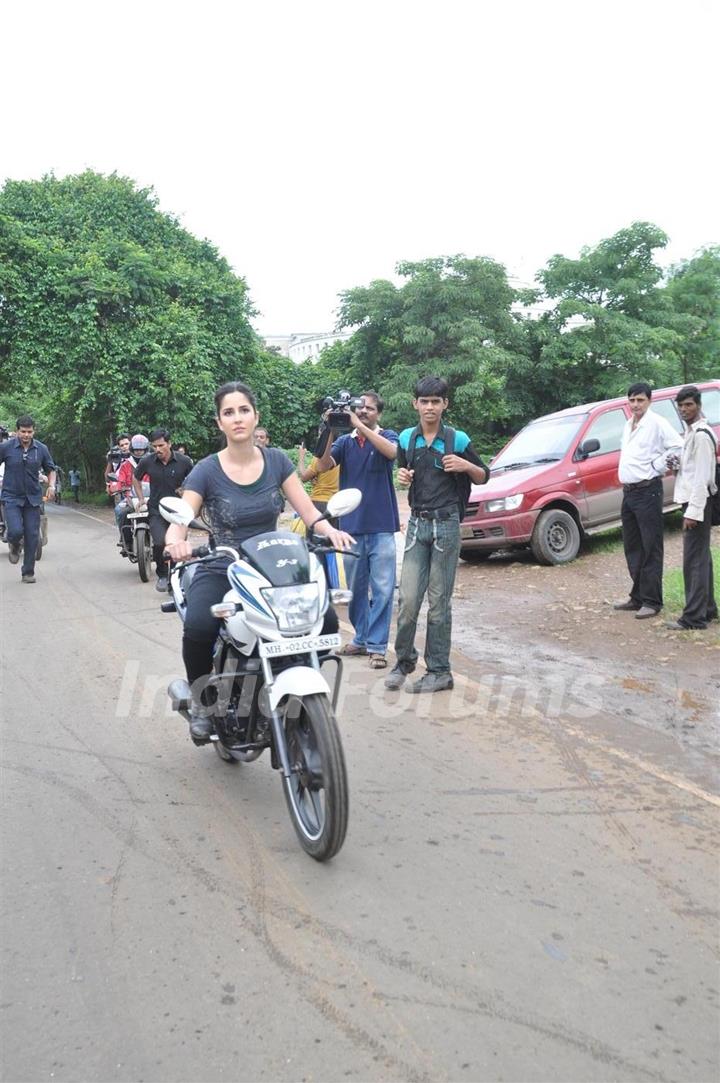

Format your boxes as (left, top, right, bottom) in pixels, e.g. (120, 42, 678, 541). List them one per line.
(214, 381, 257, 416)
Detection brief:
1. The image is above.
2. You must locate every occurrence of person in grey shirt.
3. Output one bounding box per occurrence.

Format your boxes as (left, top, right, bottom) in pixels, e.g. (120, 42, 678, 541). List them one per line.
(164, 381, 355, 741)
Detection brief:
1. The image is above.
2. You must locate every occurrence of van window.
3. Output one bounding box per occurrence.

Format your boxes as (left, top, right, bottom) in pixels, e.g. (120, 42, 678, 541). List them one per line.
(651, 397, 682, 432)
(581, 408, 626, 457)
(493, 414, 586, 470)
(701, 388, 720, 425)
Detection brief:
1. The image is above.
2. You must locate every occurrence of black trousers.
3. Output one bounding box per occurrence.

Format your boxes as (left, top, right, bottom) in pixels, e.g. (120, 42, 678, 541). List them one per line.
(621, 478, 664, 610)
(182, 564, 339, 687)
(148, 510, 168, 576)
(680, 501, 717, 628)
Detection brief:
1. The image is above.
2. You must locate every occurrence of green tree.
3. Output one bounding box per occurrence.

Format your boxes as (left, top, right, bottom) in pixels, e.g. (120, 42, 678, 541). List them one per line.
(0, 171, 258, 482)
(535, 222, 684, 400)
(336, 255, 525, 440)
(664, 246, 720, 383)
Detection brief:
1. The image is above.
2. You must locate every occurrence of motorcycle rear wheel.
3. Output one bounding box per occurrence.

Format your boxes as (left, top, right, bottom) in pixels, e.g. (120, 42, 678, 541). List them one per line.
(281, 693, 348, 861)
(136, 527, 151, 582)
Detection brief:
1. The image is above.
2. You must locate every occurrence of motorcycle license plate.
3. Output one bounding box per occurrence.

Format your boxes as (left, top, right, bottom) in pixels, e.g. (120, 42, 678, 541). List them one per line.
(127, 512, 148, 519)
(259, 633, 341, 659)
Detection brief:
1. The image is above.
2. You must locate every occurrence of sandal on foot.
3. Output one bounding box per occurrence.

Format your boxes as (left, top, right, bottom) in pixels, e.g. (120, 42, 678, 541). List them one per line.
(369, 654, 387, 669)
(340, 643, 367, 656)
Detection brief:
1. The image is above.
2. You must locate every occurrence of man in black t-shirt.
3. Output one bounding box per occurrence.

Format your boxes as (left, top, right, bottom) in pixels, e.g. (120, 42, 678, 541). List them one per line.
(133, 428, 193, 591)
(385, 376, 488, 694)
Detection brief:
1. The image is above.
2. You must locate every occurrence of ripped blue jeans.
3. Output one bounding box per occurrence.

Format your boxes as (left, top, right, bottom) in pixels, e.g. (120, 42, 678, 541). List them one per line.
(393, 513, 461, 675)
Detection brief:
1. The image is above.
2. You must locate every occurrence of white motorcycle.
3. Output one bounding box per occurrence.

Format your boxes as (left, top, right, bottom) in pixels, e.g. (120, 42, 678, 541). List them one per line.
(158, 489, 360, 862)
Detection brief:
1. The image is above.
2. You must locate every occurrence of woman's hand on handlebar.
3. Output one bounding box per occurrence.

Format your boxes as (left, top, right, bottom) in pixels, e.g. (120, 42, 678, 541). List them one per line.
(164, 539, 196, 563)
(321, 526, 355, 552)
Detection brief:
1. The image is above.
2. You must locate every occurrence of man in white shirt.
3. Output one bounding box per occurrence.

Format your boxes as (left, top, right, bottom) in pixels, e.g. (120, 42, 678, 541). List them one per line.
(614, 382, 683, 618)
(665, 386, 718, 630)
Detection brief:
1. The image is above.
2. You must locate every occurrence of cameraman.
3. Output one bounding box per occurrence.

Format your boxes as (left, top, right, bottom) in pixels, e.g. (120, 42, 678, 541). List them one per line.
(315, 392, 399, 669)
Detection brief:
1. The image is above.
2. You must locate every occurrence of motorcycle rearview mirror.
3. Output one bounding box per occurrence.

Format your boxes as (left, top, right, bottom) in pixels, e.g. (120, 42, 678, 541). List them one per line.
(158, 496, 208, 533)
(325, 487, 362, 520)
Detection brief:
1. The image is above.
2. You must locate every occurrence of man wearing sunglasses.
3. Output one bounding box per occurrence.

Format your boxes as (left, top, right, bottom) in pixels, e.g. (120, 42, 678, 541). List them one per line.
(0, 414, 57, 583)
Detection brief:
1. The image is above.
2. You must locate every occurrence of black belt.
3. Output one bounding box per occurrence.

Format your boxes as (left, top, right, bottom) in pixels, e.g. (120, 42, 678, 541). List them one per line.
(410, 505, 458, 520)
(623, 478, 659, 492)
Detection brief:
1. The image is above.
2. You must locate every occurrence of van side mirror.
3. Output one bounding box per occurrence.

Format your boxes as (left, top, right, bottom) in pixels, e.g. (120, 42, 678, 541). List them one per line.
(578, 438, 600, 460)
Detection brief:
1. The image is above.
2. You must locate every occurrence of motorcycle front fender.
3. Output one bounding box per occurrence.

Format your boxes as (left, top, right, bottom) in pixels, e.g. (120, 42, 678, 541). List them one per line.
(266, 666, 330, 711)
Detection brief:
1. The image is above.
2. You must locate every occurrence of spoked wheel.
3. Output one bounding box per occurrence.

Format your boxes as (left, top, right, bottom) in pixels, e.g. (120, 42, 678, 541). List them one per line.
(281, 693, 348, 861)
(136, 527, 151, 582)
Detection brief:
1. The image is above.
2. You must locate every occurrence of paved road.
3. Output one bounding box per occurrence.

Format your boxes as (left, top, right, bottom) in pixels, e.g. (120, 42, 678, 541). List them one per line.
(1, 505, 718, 1082)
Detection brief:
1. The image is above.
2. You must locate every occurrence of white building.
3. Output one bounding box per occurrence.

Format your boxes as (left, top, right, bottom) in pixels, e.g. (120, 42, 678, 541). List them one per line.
(263, 330, 353, 363)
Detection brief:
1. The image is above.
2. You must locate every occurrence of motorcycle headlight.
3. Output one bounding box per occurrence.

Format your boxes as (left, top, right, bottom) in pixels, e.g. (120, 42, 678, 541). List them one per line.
(485, 493, 524, 513)
(261, 584, 320, 633)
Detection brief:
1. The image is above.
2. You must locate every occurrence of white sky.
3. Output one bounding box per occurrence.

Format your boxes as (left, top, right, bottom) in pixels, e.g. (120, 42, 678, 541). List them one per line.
(3, 0, 718, 335)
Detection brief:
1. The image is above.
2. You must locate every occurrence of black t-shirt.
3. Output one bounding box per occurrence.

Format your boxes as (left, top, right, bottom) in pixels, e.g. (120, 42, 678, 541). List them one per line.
(397, 428, 485, 511)
(134, 450, 194, 511)
(183, 449, 294, 547)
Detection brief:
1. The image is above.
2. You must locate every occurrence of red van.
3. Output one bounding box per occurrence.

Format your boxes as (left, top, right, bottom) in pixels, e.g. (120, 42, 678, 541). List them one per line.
(461, 380, 720, 565)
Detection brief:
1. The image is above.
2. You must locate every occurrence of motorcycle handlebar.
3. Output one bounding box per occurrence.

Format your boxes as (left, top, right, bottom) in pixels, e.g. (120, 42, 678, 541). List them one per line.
(308, 533, 359, 557)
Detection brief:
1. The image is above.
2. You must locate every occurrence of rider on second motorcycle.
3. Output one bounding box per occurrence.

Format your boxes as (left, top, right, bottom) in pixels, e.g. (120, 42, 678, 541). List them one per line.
(115, 434, 150, 554)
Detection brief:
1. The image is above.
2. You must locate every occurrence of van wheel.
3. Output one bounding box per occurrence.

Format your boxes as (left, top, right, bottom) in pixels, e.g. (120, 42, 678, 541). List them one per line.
(531, 509, 580, 565)
(460, 548, 491, 562)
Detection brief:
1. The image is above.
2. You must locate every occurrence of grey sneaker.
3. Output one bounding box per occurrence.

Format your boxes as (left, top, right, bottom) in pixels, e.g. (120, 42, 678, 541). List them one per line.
(410, 672, 454, 694)
(21, 574, 36, 584)
(189, 710, 213, 741)
(384, 666, 410, 691)
(8, 544, 20, 564)
(635, 606, 660, 620)
(155, 576, 169, 592)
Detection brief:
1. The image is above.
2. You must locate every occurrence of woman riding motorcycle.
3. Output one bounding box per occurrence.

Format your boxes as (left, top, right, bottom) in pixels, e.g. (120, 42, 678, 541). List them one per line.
(164, 381, 355, 740)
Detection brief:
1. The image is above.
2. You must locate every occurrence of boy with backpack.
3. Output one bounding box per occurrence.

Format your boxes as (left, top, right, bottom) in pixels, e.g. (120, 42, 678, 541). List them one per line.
(385, 376, 489, 693)
(665, 385, 719, 631)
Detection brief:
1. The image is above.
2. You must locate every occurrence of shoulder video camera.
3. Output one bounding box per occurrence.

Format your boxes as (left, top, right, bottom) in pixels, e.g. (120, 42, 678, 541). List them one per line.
(321, 391, 364, 434)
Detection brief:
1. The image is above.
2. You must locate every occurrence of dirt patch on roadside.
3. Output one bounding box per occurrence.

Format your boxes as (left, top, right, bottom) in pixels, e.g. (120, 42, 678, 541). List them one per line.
(450, 526, 719, 766)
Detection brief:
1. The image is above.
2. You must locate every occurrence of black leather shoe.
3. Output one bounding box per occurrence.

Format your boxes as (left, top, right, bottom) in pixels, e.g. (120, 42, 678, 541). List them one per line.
(613, 599, 640, 611)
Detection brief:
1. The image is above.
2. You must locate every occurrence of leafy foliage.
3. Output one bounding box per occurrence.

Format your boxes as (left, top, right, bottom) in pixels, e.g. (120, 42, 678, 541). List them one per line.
(1, 176, 716, 480)
(0, 171, 258, 481)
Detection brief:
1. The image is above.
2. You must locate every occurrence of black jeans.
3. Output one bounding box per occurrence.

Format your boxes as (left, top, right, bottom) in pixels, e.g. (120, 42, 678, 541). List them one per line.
(148, 510, 169, 576)
(182, 564, 339, 687)
(621, 478, 664, 610)
(680, 501, 717, 628)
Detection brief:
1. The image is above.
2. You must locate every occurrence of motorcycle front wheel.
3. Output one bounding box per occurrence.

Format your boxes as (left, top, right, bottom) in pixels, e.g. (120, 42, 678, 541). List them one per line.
(136, 527, 151, 582)
(281, 693, 348, 861)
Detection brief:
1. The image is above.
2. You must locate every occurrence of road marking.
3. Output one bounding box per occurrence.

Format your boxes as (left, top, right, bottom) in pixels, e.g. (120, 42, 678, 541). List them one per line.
(63, 507, 115, 528)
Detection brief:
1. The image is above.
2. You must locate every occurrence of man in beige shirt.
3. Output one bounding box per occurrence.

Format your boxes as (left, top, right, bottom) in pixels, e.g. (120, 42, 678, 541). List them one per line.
(666, 385, 718, 630)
